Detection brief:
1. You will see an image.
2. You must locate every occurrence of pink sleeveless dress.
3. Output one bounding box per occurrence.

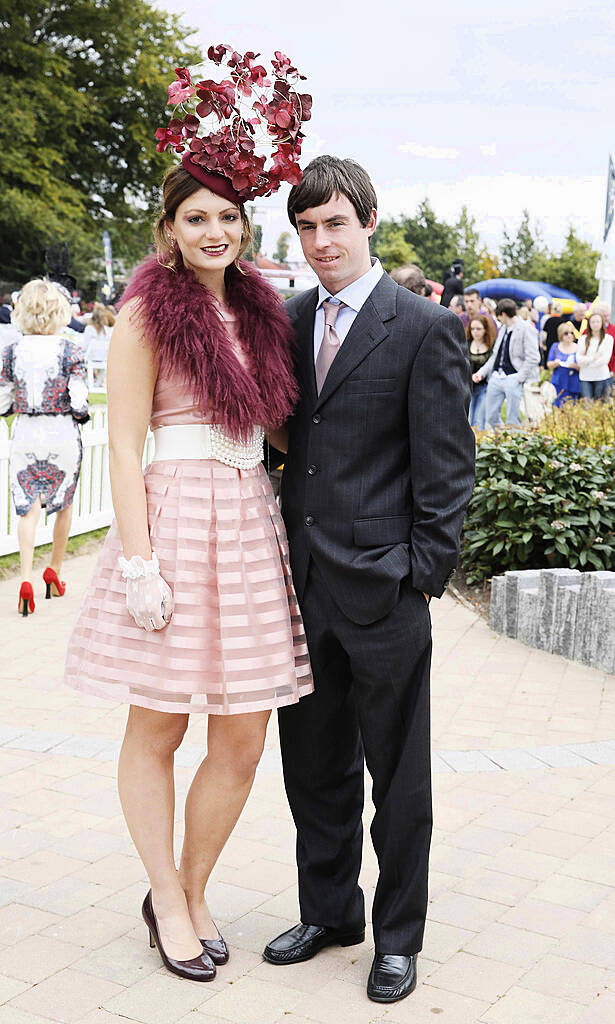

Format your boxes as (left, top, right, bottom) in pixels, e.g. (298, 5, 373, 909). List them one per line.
(64, 312, 313, 715)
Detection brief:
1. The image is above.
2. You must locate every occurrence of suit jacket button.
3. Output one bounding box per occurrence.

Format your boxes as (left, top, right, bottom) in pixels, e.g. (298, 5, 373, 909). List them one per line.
(305, 514, 314, 526)
(312, 413, 321, 424)
(308, 465, 317, 475)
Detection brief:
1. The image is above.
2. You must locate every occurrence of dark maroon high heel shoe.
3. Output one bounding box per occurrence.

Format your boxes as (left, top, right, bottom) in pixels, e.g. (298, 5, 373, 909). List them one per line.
(200, 929, 229, 965)
(142, 891, 216, 982)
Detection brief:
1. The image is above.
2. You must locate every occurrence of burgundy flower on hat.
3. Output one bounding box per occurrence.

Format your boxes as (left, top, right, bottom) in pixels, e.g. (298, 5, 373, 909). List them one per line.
(156, 45, 312, 201)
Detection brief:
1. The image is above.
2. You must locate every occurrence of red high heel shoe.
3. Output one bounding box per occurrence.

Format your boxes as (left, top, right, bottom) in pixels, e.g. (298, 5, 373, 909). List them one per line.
(43, 567, 66, 598)
(18, 582, 35, 617)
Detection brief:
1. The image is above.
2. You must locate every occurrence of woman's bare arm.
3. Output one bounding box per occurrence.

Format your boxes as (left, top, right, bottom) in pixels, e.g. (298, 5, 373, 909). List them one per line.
(267, 425, 289, 453)
(107, 300, 157, 560)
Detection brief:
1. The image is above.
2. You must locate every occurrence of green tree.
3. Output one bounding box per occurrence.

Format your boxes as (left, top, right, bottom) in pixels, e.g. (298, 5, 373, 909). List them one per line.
(273, 231, 291, 265)
(0, 0, 200, 292)
(453, 205, 482, 283)
(401, 199, 458, 282)
(243, 218, 262, 262)
(370, 219, 416, 271)
(538, 226, 600, 301)
(499, 209, 546, 279)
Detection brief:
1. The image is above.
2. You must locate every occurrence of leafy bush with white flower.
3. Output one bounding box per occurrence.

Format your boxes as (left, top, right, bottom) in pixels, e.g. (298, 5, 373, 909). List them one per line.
(462, 431, 615, 583)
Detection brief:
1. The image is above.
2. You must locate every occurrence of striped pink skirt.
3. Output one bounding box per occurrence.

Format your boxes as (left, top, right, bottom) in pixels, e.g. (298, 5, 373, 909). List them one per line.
(64, 460, 313, 714)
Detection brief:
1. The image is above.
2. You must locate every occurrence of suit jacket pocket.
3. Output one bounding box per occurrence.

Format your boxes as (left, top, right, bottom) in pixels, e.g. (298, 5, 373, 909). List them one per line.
(353, 514, 412, 547)
(345, 378, 397, 395)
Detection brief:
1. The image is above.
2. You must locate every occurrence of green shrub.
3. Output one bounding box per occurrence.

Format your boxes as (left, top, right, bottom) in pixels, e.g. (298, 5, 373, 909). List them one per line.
(461, 431, 615, 583)
(535, 397, 615, 447)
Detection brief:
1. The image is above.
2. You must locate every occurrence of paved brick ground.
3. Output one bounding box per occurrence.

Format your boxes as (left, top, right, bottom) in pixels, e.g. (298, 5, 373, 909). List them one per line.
(0, 550, 613, 1023)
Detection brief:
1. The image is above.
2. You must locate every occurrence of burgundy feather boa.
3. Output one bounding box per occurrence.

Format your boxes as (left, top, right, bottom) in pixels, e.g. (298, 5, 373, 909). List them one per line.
(118, 255, 298, 439)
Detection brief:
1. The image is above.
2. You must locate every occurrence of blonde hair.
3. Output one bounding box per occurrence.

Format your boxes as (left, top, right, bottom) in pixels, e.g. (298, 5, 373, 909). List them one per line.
(12, 279, 71, 336)
(154, 164, 253, 271)
(90, 302, 116, 334)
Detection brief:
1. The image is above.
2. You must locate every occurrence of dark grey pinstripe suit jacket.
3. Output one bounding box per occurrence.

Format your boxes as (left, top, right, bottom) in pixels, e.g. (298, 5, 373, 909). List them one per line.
(281, 272, 476, 625)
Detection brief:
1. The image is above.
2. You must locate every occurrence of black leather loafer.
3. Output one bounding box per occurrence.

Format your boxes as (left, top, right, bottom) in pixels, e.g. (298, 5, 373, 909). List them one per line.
(367, 953, 417, 1003)
(263, 922, 365, 964)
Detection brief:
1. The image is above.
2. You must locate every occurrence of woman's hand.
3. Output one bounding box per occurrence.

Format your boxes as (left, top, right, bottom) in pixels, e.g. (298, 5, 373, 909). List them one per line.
(471, 371, 483, 384)
(119, 552, 174, 631)
(547, 359, 560, 369)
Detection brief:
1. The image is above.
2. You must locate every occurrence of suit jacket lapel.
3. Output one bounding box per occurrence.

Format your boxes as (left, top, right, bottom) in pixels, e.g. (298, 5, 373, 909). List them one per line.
(290, 288, 318, 404)
(314, 273, 397, 409)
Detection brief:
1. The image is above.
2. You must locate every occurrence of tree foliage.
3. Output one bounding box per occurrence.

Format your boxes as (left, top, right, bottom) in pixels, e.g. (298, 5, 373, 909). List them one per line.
(372, 200, 600, 300)
(0, 0, 200, 292)
(273, 231, 291, 265)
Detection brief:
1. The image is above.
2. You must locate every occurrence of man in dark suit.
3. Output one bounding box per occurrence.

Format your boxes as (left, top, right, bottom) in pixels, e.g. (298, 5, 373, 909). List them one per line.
(263, 156, 475, 1004)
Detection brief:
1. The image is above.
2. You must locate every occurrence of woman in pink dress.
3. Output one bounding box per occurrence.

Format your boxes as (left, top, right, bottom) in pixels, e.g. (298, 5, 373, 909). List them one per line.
(65, 49, 313, 983)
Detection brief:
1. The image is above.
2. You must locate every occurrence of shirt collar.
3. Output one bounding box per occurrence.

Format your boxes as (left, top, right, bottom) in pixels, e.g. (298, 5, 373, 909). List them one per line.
(317, 258, 384, 313)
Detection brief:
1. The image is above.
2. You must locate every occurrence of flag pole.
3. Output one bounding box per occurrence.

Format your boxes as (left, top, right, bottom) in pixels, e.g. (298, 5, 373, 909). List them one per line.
(596, 154, 615, 306)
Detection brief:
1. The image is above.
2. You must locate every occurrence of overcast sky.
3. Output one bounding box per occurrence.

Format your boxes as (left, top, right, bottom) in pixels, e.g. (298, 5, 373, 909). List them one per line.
(154, 0, 615, 263)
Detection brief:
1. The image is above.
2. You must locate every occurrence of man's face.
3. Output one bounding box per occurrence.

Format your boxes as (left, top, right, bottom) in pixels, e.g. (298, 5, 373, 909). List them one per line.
(464, 293, 481, 316)
(295, 192, 376, 294)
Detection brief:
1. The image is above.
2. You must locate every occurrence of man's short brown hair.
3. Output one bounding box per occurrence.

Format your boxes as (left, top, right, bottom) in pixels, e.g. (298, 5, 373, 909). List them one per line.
(495, 298, 517, 319)
(287, 155, 377, 230)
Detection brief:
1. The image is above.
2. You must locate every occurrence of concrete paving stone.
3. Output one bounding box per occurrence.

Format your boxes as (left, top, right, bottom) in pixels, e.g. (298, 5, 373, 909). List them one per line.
(5, 731, 70, 753)
(52, 736, 116, 759)
(252, 884, 300, 921)
(529, 874, 612, 913)
(483, 748, 546, 771)
(518, 952, 610, 1005)
(0, 880, 33, 908)
(250, 948, 356, 993)
(19, 875, 115, 915)
(431, 841, 493, 878)
(0, 902, 60, 944)
(527, 746, 595, 769)
(49, 829, 127, 863)
(0, 933, 83, 983)
(488, 846, 564, 881)
(48, 772, 114, 798)
(76, 1011, 143, 1024)
(72, 853, 147, 889)
(577, 989, 615, 1023)
(0, 726, 25, 745)
(74, 934, 167, 987)
(480, 984, 585, 1023)
(516, 826, 589, 860)
(499, 897, 586, 938)
(222, 911, 295, 955)
(0, 826, 53, 860)
(386, 981, 489, 1022)
(431, 753, 453, 773)
(0, 974, 31, 1004)
(206, 975, 307, 1024)
(104, 973, 214, 1024)
(421, 919, 476, 963)
(427, 891, 507, 932)
(462, 921, 556, 967)
(449, 824, 517, 856)
(438, 750, 500, 772)
(561, 849, 615, 888)
(9, 968, 123, 1023)
(293, 978, 391, 1024)
(586, 890, 615, 933)
(474, 806, 544, 835)
(454, 868, 536, 906)
(554, 924, 615, 969)
(215, 857, 298, 897)
(2, 850, 87, 888)
(40, 905, 135, 949)
(0, 1008, 51, 1024)
(427, 949, 524, 1003)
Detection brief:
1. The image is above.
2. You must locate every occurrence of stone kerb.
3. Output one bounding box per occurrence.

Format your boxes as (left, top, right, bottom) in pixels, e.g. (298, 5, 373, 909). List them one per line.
(489, 567, 615, 673)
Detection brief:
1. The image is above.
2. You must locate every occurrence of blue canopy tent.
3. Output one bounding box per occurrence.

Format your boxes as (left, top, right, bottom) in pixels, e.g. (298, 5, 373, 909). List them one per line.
(467, 278, 580, 303)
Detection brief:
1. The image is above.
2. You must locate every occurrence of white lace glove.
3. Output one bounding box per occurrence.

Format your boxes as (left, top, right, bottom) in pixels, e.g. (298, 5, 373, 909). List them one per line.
(118, 550, 174, 632)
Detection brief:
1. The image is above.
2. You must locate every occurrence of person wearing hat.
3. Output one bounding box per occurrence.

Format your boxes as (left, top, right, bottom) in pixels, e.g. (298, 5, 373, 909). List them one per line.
(64, 48, 313, 983)
(440, 258, 464, 308)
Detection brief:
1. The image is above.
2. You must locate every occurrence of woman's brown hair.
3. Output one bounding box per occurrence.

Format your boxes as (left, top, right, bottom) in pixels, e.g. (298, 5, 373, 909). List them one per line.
(154, 164, 253, 270)
(466, 313, 497, 350)
(584, 313, 606, 353)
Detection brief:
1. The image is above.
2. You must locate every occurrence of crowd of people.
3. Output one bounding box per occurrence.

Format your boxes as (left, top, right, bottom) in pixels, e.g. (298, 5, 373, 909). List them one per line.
(392, 263, 615, 429)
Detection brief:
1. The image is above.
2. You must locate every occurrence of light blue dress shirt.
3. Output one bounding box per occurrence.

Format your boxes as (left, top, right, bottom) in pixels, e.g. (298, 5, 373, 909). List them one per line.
(313, 258, 384, 361)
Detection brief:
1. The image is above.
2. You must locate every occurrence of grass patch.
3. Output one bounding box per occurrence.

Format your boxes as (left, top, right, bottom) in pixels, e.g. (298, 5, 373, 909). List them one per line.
(0, 525, 109, 581)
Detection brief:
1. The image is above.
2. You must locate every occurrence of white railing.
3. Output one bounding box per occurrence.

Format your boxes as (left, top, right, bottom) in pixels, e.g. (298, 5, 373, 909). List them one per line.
(0, 408, 154, 557)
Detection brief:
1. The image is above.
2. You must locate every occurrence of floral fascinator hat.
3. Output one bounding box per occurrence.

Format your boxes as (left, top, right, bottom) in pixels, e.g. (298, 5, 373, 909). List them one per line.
(156, 45, 312, 205)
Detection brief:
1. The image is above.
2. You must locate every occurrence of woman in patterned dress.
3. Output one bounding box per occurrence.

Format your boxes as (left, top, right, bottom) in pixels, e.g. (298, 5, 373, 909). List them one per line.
(0, 279, 89, 615)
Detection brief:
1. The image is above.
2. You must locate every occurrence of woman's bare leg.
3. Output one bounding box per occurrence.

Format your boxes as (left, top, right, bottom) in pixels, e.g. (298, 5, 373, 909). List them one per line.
(17, 497, 42, 581)
(179, 710, 271, 938)
(49, 504, 73, 574)
(118, 705, 202, 960)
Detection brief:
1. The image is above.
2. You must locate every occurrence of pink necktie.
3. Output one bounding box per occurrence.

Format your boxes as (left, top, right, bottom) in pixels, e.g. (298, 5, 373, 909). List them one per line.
(315, 299, 344, 394)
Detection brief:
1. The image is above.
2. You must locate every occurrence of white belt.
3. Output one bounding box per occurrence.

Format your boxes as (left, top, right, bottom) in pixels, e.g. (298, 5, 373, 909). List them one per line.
(152, 423, 265, 470)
